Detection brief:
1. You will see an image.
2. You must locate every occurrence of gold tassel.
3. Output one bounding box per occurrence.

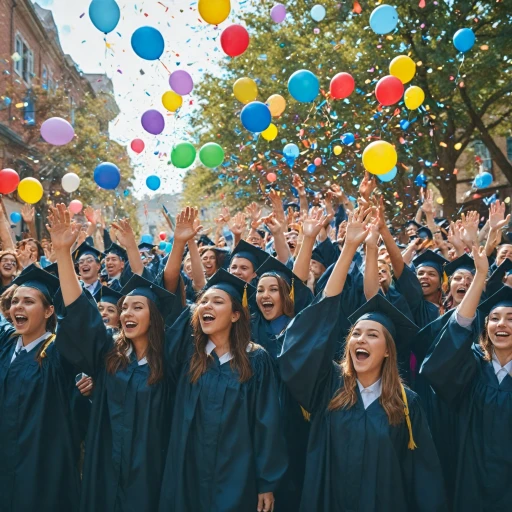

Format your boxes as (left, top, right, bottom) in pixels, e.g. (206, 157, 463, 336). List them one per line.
(442, 271, 449, 290)
(289, 277, 295, 305)
(300, 406, 310, 422)
(401, 384, 417, 450)
(242, 283, 248, 309)
(40, 334, 56, 360)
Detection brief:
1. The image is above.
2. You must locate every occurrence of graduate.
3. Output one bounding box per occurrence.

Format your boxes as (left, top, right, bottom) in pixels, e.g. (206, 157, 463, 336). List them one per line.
(279, 207, 447, 511)
(0, 265, 82, 512)
(0, 249, 19, 294)
(443, 253, 476, 311)
(421, 246, 512, 512)
(94, 286, 122, 329)
(228, 239, 269, 284)
(73, 242, 104, 296)
(48, 204, 176, 512)
(103, 242, 127, 290)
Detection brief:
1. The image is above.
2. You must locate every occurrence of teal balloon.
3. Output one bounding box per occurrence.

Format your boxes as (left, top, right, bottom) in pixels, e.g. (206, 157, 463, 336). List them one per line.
(283, 143, 299, 159)
(199, 143, 225, 168)
(378, 166, 397, 182)
(288, 70, 319, 102)
(146, 175, 161, 191)
(89, 0, 120, 34)
(453, 28, 475, 53)
(171, 142, 196, 168)
(474, 172, 492, 189)
(141, 234, 153, 244)
(369, 5, 398, 35)
(131, 27, 165, 60)
(10, 211, 22, 223)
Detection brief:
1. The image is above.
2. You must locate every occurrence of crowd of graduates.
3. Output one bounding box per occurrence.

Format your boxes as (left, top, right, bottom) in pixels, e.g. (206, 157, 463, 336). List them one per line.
(0, 173, 511, 512)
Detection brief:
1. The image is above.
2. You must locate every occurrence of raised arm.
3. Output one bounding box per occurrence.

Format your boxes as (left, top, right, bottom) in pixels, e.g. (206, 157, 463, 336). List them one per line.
(111, 219, 144, 276)
(363, 214, 381, 300)
(377, 196, 405, 278)
(458, 245, 488, 319)
(21, 203, 38, 240)
(0, 198, 15, 250)
(263, 213, 292, 264)
(292, 174, 308, 214)
(229, 212, 246, 248)
(486, 200, 510, 257)
(188, 226, 206, 291)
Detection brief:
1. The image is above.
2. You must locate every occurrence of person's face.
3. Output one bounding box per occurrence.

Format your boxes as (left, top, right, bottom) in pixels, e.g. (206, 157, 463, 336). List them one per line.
(416, 266, 440, 297)
(98, 302, 120, 328)
(378, 262, 392, 289)
(309, 260, 326, 281)
(78, 254, 101, 282)
(10, 287, 53, 337)
(449, 270, 474, 307)
(120, 296, 151, 339)
(286, 231, 298, 250)
(41, 239, 50, 250)
(27, 241, 39, 260)
(447, 243, 457, 261)
(256, 276, 284, 321)
(229, 257, 256, 283)
(201, 250, 217, 277)
(105, 254, 124, 277)
(348, 320, 389, 376)
(487, 306, 512, 353)
(183, 258, 193, 278)
(0, 254, 18, 279)
(246, 232, 265, 249)
(17, 244, 36, 264)
(406, 225, 418, 238)
(496, 245, 512, 266)
(139, 251, 152, 267)
(197, 288, 239, 335)
(378, 246, 390, 264)
(504, 273, 512, 288)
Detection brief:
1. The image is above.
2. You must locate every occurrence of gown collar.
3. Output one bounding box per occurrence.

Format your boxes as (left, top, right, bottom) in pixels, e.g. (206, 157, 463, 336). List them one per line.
(206, 339, 251, 365)
(356, 378, 382, 409)
(491, 353, 512, 384)
(125, 345, 147, 366)
(268, 315, 290, 336)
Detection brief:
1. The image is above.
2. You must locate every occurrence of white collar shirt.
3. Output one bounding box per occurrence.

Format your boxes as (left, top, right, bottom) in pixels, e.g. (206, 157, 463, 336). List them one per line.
(357, 378, 382, 409)
(10, 332, 52, 364)
(492, 353, 512, 384)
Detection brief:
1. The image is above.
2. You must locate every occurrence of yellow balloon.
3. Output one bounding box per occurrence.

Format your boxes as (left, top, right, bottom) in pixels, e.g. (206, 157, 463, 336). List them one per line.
(261, 123, 278, 141)
(333, 145, 342, 156)
(389, 55, 416, 84)
(162, 91, 183, 112)
(198, 0, 230, 25)
(267, 94, 286, 117)
(362, 141, 397, 175)
(18, 177, 43, 204)
(404, 85, 425, 110)
(436, 197, 444, 205)
(233, 77, 258, 104)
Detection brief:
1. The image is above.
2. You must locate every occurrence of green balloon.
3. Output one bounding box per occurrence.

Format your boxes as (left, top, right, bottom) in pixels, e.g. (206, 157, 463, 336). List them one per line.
(171, 142, 196, 169)
(199, 143, 225, 168)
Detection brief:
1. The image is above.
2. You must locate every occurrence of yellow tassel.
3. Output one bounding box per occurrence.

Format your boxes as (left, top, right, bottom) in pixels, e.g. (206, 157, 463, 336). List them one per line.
(401, 384, 417, 450)
(300, 406, 310, 422)
(242, 283, 248, 309)
(40, 334, 56, 360)
(289, 277, 295, 305)
(442, 271, 449, 290)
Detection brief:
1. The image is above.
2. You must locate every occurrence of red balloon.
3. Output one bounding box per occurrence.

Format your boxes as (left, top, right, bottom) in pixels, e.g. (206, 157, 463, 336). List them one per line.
(266, 172, 277, 183)
(330, 72, 355, 100)
(0, 168, 20, 194)
(159, 231, 167, 240)
(220, 25, 250, 57)
(131, 139, 145, 154)
(375, 75, 404, 106)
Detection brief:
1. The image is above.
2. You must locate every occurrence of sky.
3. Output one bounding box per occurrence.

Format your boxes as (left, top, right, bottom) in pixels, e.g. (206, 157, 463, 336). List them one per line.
(32, 0, 247, 197)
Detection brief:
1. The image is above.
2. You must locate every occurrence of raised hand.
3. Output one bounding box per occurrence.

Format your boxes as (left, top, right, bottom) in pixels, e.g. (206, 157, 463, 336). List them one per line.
(345, 207, 373, 247)
(421, 189, 434, 216)
(229, 211, 246, 236)
(359, 172, 377, 202)
(302, 207, 328, 239)
(365, 212, 381, 247)
(46, 203, 81, 252)
(214, 206, 230, 226)
(111, 219, 137, 249)
(448, 221, 465, 253)
(472, 243, 489, 275)
(245, 202, 262, 228)
(292, 173, 306, 196)
(261, 213, 282, 235)
(330, 183, 346, 202)
(460, 211, 480, 248)
(84, 206, 97, 224)
(337, 220, 348, 242)
(174, 207, 203, 243)
(267, 188, 286, 224)
(489, 200, 511, 231)
(21, 203, 35, 224)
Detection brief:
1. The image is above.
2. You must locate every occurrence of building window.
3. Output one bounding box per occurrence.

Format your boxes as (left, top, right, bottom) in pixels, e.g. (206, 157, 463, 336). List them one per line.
(42, 66, 48, 89)
(14, 33, 34, 84)
(23, 93, 36, 126)
(472, 140, 492, 171)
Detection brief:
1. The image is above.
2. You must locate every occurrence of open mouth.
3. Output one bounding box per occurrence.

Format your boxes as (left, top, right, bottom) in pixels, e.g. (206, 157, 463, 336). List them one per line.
(456, 287, 467, 295)
(355, 348, 370, 361)
(261, 300, 274, 313)
(495, 331, 510, 338)
(81, 265, 91, 273)
(420, 282, 430, 289)
(102, 316, 110, 325)
(202, 313, 215, 324)
(14, 315, 28, 327)
(124, 321, 137, 330)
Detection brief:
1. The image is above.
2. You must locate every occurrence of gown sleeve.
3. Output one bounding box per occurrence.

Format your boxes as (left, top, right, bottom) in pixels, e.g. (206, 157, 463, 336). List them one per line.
(0, 313, 15, 347)
(164, 305, 194, 384)
(419, 311, 480, 405)
(279, 293, 341, 412)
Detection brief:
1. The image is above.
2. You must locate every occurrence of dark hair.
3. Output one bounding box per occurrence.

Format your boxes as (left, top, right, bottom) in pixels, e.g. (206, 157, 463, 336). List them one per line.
(105, 296, 165, 385)
(199, 246, 227, 272)
(258, 272, 294, 318)
(18, 238, 44, 260)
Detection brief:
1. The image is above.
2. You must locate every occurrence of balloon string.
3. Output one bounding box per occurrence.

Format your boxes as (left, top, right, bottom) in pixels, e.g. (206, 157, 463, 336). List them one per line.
(159, 59, 171, 75)
(453, 53, 465, 87)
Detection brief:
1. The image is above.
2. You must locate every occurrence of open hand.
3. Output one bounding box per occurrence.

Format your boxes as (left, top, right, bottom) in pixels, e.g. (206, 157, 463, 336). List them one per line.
(111, 219, 137, 249)
(174, 207, 203, 243)
(46, 204, 81, 252)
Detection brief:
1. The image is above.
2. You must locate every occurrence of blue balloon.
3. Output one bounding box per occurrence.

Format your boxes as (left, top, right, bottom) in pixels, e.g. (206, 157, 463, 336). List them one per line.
(414, 173, 427, 187)
(310, 5, 326, 22)
(453, 28, 475, 53)
(341, 133, 355, 145)
(159, 241, 167, 250)
(10, 211, 21, 223)
(94, 162, 121, 190)
(288, 70, 319, 102)
(131, 27, 165, 61)
(240, 102, 271, 133)
(89, 0, 120, 34)
(307, 163, 316, 174)
(369, 5, 398, 35)
(399, 119, 410, 130)
(165, 242, 173, 254)
(141, 234, 153, 244)
(378, 166, 397, 183)
(474, 172, 493, 189)
(146, 175, 161, 191)
(283, 143, 300, 159)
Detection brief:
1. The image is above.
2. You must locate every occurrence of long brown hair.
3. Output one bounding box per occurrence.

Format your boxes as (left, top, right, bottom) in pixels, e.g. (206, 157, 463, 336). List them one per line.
(259, 272, 294, 318)
(328, 323, 406, 426)
(479, 316, 493, 362)
(189, 292, 253, 383)
(105, 296, 165, 385)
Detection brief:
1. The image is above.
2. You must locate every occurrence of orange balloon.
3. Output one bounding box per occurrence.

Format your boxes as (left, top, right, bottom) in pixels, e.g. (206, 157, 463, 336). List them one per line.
(267, 94, 286, 117)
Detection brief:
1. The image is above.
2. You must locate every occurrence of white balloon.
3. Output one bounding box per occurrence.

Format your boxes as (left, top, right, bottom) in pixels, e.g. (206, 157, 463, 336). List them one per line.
(62, 172, 80, 193)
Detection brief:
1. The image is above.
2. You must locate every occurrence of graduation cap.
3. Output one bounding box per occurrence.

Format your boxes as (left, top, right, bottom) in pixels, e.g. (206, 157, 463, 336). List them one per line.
(203, 268, 255, 308)
(120, 274, 175, 309)
(230, 240, 269, 271)
(311, 247, 327, 268)
(72, 242, 104, 263)
(417, 226, 433, 241)
(94, 286, 123, 305)
(43, 262, 59, 277)
(404, 220, 422, 230)
(198, 235, 215, 247)
(434, 217, 450, 230)
(12, 265, 60, 303)
(138, 242, 155, 252)
(413, 250, 448, 277)
(488, 257, 512, 282)
(104, 243, 128, 261)
(478, 285, 512, 317)
(444, 253, 475, 277)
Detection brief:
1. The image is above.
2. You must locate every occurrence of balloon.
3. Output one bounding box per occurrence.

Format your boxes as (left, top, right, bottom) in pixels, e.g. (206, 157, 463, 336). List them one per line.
(146, 175, 161, 191)
(453, 28, 475, 53)
(89, 0, 120, 34)
(267, 172, 277, 183)
(131, 139, 145, 154)
(69, 200, 83, 214)
(307, 163, 316, 174)
(131, 27, 164, 60)
(404, 86, 425, 110)
(474, 172, 493, 189)
(0, 168, 20, 194)
(233, 77, 258, 104)
(270, 3, 286, 23)
(378, 166, 397, 182)
(341, 133, 355, 145)
(94, 162, 121, 190)
(159, 232, 167, 241)
(389, 55, 416, 84)
(375, 75, 404, 106)
(288, 70, 319, 102)
(240, 102, 271, 133)
(415, 173, 427, 187)
(159, 241, 166, 250)
(369, 4, 398, 35)
(40, 117, 74, 146)
(169, 70, 194, 95)
(165, 242, 173, 254)
(220, 25, 249, 57)
(362, 141, 397, 175)
(10, 212, 21, 223)
(61, 172, 80, 193)
(330, 72, 355, 99)
(141, 110, 165, 135)
(17, 177, 43, 204)
(333, 145, 342, 156)
(171, 142, 197, 169)
(198, 0, 230, 25)
(267, 94, 286, 117)
(283, 143, 300, 159)
(314, 157, 322, 166)
(162, 91, 183, 112)
(310, 4, 326, 22)
(199, 143, 225, 168)
(261, 123, 278, 141)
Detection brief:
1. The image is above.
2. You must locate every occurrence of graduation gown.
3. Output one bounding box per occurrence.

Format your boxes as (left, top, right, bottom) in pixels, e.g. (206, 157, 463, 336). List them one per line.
(421, 313, 512, 512)
(55, 293, 173, 512)
(279, 294, 448, 512)
(158, 307, 288, 512)
(0, 319, 81, 512)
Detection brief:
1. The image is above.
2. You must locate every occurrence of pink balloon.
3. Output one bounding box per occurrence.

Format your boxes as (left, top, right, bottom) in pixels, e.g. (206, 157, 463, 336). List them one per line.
(267, 172, 277, 183)
(40, 117, 75, 146)
(169, 70, 194, 95)
(314, 157, 322, 166)
(270, 4, 286, 23)
(131, 139, 145, 154)
(69, 200, 83, 214)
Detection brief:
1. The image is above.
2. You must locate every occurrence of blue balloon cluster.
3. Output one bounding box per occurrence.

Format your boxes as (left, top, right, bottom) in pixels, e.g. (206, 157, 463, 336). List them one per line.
(288, 70, 319, 103)
(146, 175, 161, 191)
(240, 102, 271, 133)
(89, 0, 120, 34)
(94, 162, 121, 190)
(341, 133, 355, 145)
(131, 27, 165, 61)
(453, 28, 475, 53)
(369, 5, 398, 35)
(474, 172, 493, 189)
(10, 211, 22, 223)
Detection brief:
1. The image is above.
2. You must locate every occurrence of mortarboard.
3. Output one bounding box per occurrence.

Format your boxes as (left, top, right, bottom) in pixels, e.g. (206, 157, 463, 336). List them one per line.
(413, 250, 449, 277)
(444, 254, 475, 277)
(94, 286, 123, 305)
(417, 226, 433, 241)
(404, 220, 422, 230)
(311, 247, 327, 268)
(120, 274, 175, 309)
(478, 285, 512, 316)
(489, 257, 512, 282)
(105, 243, 128, 261)
(203, 268, 255, 308)
(230, 240, 269, 271)
(72, 242, 104, 263)
(138, 242, 155, 252)
(44, 262, 59, 277)
(12, 265, 60, 303)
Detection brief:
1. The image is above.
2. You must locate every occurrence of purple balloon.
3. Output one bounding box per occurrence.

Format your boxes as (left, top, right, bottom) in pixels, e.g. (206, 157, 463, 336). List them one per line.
(270, 3, 286, 23)
(40, 117, 75, 146)
(169, 70, 194, 96)
(141, 110, 165, 135)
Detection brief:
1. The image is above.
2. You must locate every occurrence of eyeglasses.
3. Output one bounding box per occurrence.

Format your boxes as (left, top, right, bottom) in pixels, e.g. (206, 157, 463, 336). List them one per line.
(0, 259, 17, 267)
(78, 257, 98, 267)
